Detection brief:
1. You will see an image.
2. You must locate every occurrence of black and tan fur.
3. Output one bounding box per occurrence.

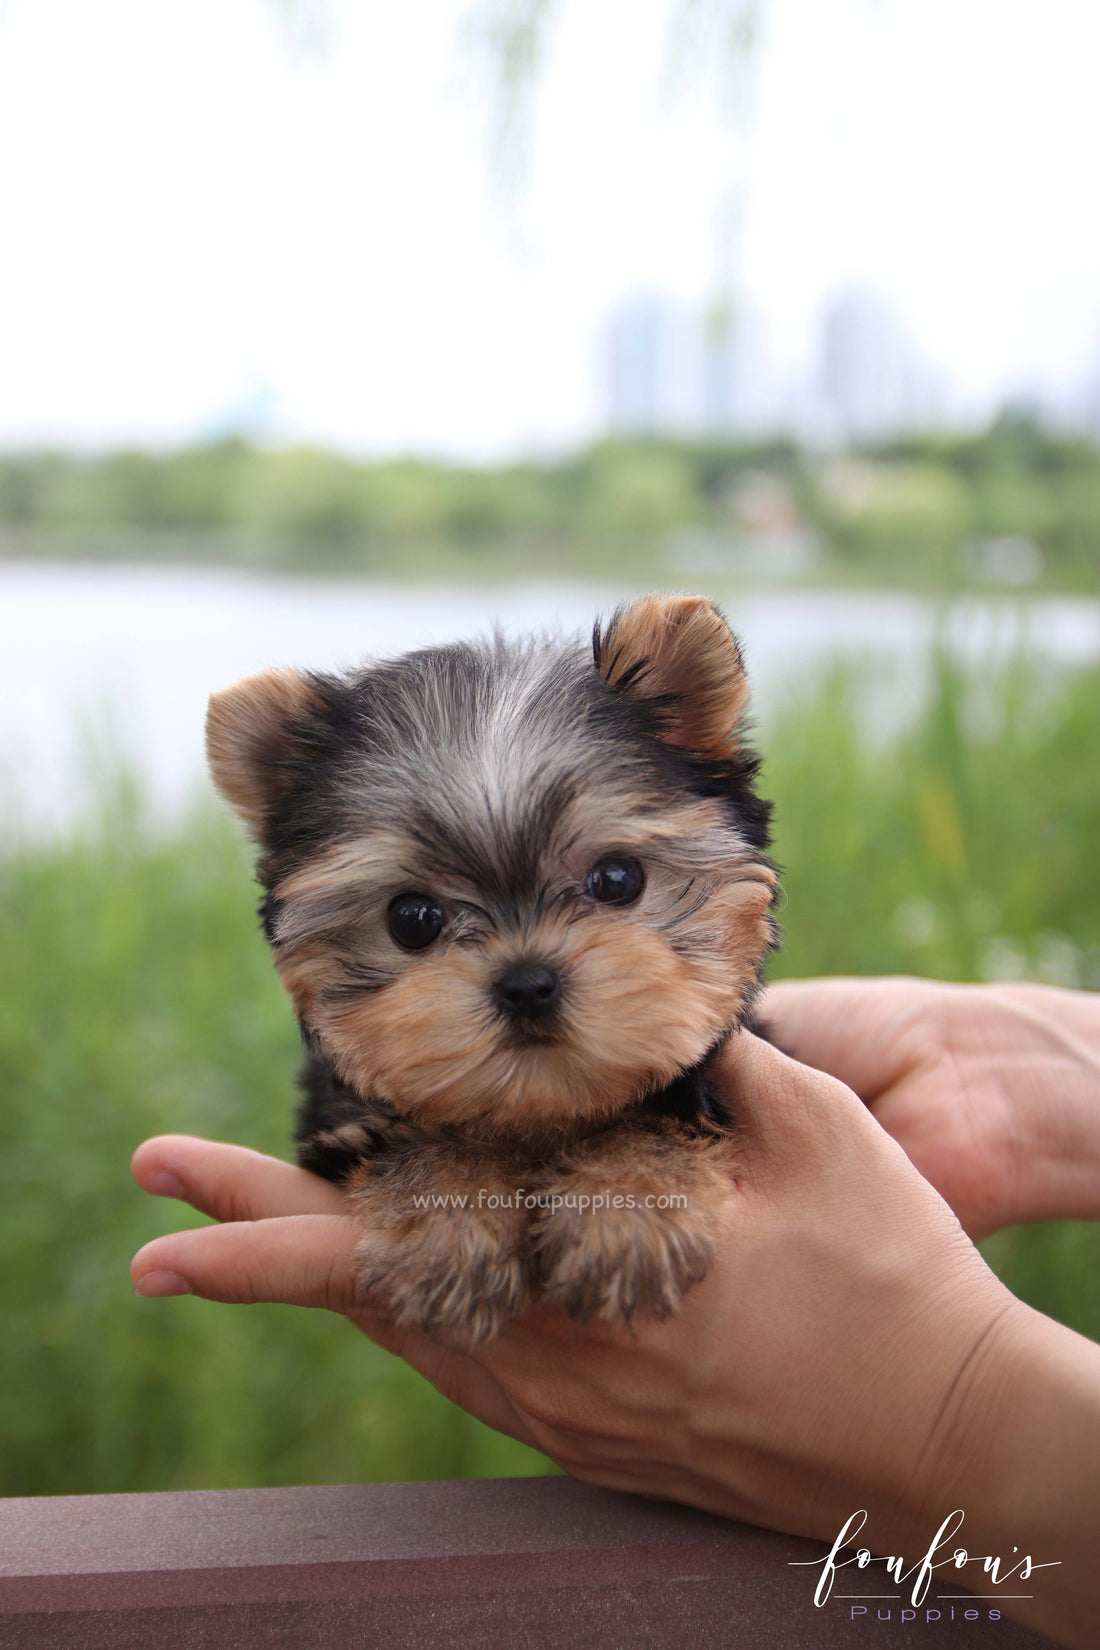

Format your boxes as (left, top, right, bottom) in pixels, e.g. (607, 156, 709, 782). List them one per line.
(206, 593, 778, 1347)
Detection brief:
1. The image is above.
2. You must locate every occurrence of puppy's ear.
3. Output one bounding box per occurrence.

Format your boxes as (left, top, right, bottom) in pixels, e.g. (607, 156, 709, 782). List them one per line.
(594, 593, 749, 758)
(205, 666, 322, 836)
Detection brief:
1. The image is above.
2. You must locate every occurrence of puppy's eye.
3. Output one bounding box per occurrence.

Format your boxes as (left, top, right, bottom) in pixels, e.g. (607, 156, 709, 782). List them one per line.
(387, 893, 445, 951)
(585, 857, 645, 906)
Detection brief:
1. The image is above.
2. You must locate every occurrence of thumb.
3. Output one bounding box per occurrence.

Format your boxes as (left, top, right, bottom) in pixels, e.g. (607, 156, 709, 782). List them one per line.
(710, 1024, 871, 1165)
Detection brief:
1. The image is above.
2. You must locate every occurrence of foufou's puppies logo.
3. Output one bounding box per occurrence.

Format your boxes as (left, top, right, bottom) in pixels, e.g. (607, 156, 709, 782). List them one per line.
(791, 1510, 1060, 1614)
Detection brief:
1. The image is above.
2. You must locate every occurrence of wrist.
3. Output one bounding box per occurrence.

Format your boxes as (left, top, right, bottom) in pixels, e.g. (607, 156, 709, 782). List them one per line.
(907, 1292, 1100, 1649)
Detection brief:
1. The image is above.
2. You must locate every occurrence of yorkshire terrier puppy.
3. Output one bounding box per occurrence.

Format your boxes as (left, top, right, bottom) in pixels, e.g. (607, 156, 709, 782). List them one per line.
(206, 593, 778, 1346)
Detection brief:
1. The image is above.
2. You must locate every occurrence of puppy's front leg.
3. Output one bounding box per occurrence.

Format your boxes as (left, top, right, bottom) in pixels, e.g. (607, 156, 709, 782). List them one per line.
(347, 1143, 533, 1348)
(532, 1119, 736, 1325)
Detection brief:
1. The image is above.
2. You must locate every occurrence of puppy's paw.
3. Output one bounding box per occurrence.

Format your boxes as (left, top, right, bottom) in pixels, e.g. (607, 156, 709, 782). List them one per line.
(531, 1126, 732, 1325)
(348, 1152, 532, 1349)
(353, 1222, 530, 1349)
(533, 1195, 714, 1324)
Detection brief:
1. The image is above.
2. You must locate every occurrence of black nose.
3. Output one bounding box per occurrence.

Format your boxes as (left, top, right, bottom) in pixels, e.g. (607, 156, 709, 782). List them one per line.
(493, 963, 562, 1023)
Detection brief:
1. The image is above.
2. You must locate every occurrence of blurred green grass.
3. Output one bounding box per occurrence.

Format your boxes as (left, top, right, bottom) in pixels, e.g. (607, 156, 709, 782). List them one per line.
(1, 655, 1098, 1496)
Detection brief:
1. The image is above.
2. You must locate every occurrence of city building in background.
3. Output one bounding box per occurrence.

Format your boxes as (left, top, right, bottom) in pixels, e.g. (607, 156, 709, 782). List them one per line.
(604, 285, 947, 445)
(605, 294, 704, 437)
(814, 287, 945, 444)
(605, 291, 781, 439)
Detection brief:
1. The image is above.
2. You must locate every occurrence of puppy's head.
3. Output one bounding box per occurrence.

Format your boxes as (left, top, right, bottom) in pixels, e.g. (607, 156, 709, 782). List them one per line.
(206, 594, 777, 1140)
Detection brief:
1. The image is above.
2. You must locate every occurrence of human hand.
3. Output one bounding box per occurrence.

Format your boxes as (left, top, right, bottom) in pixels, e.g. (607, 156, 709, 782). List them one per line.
(131, 1031, 1100, 1649)
(758, 978, 1100, 1241)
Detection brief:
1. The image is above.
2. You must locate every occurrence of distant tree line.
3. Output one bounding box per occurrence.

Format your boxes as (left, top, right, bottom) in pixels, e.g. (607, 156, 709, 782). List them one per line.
(1, 415, 1097, 589)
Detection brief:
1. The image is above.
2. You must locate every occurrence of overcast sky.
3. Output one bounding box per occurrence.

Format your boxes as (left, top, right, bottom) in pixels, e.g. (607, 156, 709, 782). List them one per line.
(0, 0, 1098, 457)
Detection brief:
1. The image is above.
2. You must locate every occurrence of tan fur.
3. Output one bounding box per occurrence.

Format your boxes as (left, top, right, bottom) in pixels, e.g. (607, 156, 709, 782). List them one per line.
(276, 942, 341, 1018)
(312, 918, 712, 1134)
(347, 1145, 533, 1348)
(597, 593, 750, 757)
(531, 1118, 737, 1322)
(205, 667, 318, 833)
(271, 787, 776, 1135)
(286, 858, 774, 1139)
(275, 834, 415, 908)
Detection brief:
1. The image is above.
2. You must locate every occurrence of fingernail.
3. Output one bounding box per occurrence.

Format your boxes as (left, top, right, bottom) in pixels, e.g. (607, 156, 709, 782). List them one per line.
(134, 1271, 193, 1298)
(141, 1169, 186, 1199)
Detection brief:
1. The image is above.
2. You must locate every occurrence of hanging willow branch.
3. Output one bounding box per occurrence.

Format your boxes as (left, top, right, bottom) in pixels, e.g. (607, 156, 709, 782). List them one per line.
(661, 0, 761, 123)
(263, 0, 339, 63)
(257, 0, 766, 199)
(457, 0, 563, 202)
(458, 0, 764, 203)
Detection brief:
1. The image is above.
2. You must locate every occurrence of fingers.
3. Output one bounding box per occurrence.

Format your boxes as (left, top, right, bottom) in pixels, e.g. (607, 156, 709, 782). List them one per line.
(131, 1134, 348, 1222)
(131, 1212, 363, 1311)
(757, 977, 936, 1100)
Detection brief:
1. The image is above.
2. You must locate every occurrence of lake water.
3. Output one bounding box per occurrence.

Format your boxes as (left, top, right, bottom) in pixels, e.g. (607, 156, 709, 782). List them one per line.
(3, 563, 1099, 834)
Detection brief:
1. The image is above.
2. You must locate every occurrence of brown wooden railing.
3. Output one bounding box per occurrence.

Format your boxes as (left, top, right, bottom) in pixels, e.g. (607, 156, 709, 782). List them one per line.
(0, 1476, 1060, 1648)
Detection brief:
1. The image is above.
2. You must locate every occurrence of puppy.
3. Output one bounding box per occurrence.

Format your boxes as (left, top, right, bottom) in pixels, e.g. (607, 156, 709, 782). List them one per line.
(206, 593, 778, 1346)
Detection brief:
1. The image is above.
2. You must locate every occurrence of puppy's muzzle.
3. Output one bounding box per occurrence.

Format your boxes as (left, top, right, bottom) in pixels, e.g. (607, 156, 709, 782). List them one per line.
(492, 962, 562, 1026)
